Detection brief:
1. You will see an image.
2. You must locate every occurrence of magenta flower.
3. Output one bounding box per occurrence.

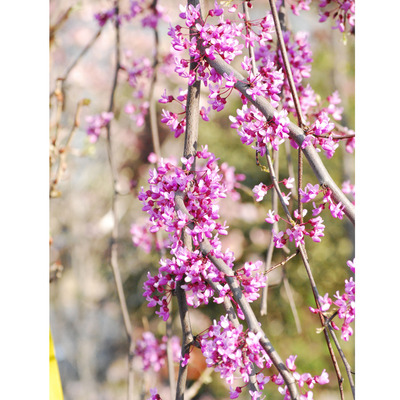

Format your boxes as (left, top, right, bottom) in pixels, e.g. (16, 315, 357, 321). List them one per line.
(253, 183, 269, 202)
(265, 210, 279, 224)
(299, 183, 320, 203)
(85, 112, 114, 143)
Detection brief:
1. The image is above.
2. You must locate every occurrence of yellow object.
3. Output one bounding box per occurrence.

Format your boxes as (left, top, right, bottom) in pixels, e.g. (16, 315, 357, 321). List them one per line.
(50, 329, 64, 400)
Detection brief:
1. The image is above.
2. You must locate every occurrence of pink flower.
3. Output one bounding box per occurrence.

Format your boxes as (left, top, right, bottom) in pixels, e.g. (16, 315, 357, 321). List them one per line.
(299, 183, 320, 203)
(272, 230, 286, 248)
(286, 355, 297, 371)
(85, 112, 114, 143)
(265, 210, 279, 224)
(253, 183, 269, 202)
(315, 369, 330, 385)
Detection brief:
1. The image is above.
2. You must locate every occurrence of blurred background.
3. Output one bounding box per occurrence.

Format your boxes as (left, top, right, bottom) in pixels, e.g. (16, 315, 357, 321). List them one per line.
(49, 1, 355, 399)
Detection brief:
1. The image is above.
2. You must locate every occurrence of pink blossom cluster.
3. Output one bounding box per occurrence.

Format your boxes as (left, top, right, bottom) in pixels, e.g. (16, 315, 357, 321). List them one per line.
(273, 355, 330, 399)
(269, 213, 326, 248)
(94, 0, 169, 29)
(214, 261, 267, 320)
(310, 259, 355, 341)
(198, 315, 272, 399)
(159, 88, 188, 138)
(285, 0, 312, 16)
(135, 331, 181, 372)
(85, 112, 114, 143)
(121, 54, 153, 127)
(253, 177, 294, 203)
(138, 147, 267, 320)
(300, 184, 345, 220)
(162, 2, 283, 138)
(230, 106, 291, 153)
(283, 0, 355, 33)
(318, 0, 355, 33)
(198, 316, 329, 400)
(255, 29, 315, 118)
(263, 182, 349, 247)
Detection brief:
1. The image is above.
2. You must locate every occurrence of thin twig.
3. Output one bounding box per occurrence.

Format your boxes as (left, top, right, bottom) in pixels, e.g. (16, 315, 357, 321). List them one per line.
(269, 0, 307, 225)
(265, 251, 298, 275)
(50, 99, 89, 197)
(327, 325, 355, 398)
(50, 6, 73, 42)
(148, 0, 162, 158)
(268, 0, 306, 128)
(298, 245, 345, 399)
(282, 272, 302, 334)
(260, 150, 279, 315)
(104, 4, 136, 400)
(184, 368, 213, 400)
(264, 148, 292, 221)
(242, 1, 257, 77)
(51, 79, 64, 146)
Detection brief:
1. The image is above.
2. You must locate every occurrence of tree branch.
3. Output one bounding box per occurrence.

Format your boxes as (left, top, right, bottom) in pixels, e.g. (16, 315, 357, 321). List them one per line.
(298, 245, 345, 399)
(104, 4, 136, 399)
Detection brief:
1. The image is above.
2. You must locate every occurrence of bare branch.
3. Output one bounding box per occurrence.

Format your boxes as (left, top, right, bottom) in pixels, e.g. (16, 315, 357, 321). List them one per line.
(327, 325, 355, 398)
(298, 245, 345, 399)
(103, 5, 136, 399)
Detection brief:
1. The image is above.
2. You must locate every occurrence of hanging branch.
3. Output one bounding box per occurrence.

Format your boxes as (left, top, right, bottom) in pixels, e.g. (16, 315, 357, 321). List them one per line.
(50, 27, 103, 100)
(260, 149, 279, 316)
(103, 4, 136, 399)
(327, 325, 355, 397)
(269, 0, 306, 228)
(298, 245, 345, 399)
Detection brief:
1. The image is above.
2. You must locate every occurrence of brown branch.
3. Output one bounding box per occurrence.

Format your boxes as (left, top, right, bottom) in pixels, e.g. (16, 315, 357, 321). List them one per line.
(148, 0, 162, 159)
(260, 150, 279, 316)
(298, 245, 345, 399)
(269, 0, 306, 129)
(270, 0, 304, 336)
(265, 251, 299, 275)
(50, 6, 73, 46)
(327, 325, 355, 398)
(282, 273, 302, 334)
(184, 368, 213, 400)
(103, 4, 136, 399)
(50, 98, 89, 197)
